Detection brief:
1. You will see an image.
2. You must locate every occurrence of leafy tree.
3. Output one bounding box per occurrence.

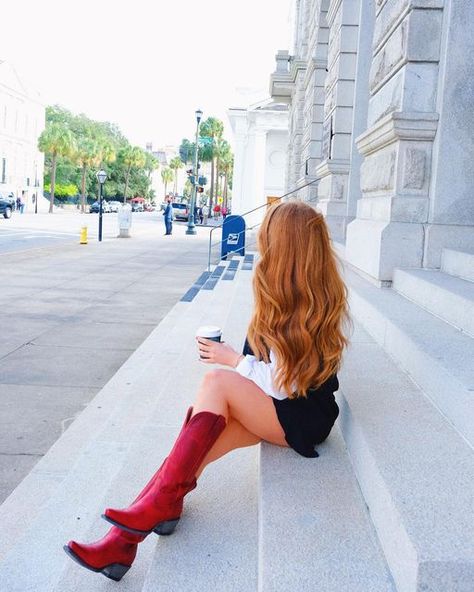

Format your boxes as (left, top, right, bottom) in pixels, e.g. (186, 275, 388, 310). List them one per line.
(179, 139, 194, 164)
(121, 146, 147, 202)
(142, 152, 159, 199)
(199, 117, 224, 213)
(44, 182, 78, 199)
(75, 138, 101, 212)
(219, 150, 234, 207)
(169, 156, 184, 195)
(214, 138, 231, 201)
(161, 167, 174, 198)
(38, 122, 76, 213)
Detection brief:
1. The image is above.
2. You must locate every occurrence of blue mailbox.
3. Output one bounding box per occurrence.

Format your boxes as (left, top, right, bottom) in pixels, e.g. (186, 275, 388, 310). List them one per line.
(221, 215, 245, 260)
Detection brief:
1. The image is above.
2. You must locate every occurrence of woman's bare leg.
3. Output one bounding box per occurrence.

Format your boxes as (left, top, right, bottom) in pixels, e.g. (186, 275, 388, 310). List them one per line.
(193, 369, 288, 476)
(196, 418, 261, 477)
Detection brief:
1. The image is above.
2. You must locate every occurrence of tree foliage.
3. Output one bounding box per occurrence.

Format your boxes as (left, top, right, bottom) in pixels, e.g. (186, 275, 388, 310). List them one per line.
(178, 117, 234, 212)
(39, 105, 154, 207)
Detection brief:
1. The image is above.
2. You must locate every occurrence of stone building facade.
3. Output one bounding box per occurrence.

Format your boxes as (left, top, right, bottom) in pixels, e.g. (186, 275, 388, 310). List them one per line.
(0, 60, 45, 211)
(270, 0, 474, 284)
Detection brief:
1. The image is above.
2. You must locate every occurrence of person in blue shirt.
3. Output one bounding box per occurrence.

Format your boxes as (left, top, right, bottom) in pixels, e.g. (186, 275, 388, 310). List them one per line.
(163, 196, 173, 235)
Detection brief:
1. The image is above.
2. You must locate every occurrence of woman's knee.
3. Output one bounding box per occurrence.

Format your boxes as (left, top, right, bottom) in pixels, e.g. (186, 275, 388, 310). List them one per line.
(201, 369, 232, 391)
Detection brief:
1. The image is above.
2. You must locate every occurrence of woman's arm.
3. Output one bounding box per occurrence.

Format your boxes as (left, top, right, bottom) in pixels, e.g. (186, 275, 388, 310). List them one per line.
(196, 337, 243, 368)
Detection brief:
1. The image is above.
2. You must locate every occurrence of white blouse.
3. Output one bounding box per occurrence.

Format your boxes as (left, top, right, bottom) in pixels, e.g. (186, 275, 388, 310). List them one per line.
(235, 350, 289, 400)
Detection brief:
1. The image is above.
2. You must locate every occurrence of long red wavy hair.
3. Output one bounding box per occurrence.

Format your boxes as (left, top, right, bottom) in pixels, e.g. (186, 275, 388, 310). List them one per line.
(247, 201, 349, 398)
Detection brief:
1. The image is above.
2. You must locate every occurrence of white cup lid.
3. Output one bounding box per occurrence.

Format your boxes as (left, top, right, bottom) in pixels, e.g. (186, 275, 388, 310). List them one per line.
(196, 325, 222, 338)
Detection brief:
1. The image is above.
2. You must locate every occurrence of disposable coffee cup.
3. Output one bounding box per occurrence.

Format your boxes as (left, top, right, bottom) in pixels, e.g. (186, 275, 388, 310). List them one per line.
(196, 325, 222, 359)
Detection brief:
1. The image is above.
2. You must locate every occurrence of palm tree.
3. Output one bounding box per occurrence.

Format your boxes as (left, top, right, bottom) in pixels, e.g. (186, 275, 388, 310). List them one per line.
(214, 138, 231, 204)
(220, 151, 234, 207)
(144, 152, 159, 199)
(99, 139, 117, 167)
(199, 117, 224, 214)
(38, 123, 76, 213)
(122, 146, 146, 203)
(75, 138, 101, 213)
(161, 167, 174, 198)
(169, 156, 184, 195)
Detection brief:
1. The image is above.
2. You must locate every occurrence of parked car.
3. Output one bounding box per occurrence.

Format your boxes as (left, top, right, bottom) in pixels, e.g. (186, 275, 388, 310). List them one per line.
(0, 192, 14, 219)
(89, 201, 111, 213)
(108, 200, 121, 212)
(131, 202, 144, 212)
(172, 202, 189, 221)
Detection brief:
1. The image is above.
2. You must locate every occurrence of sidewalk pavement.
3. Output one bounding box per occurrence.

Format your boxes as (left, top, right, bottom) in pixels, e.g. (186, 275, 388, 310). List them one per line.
(0, 223, 211, 503)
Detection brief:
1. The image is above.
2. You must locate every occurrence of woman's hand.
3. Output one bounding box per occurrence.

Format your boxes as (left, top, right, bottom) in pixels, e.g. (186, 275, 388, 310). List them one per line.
(196, 338, 244, 367)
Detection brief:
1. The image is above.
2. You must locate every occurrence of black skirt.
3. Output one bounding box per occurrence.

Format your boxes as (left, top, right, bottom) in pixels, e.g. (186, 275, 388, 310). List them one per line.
(272, 375, 339, 458)
(243, 340, 339, 458)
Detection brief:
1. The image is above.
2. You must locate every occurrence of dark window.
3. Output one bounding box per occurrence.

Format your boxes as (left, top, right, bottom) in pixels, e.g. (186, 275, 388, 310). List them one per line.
(1, 158, 6, 184)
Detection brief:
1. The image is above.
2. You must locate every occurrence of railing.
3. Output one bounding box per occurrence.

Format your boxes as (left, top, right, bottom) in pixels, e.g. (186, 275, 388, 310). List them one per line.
(207, 178, 319, 271)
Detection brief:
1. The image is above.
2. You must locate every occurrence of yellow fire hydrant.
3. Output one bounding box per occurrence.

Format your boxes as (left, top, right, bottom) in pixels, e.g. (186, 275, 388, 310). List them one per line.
(79, 226, 88, 245)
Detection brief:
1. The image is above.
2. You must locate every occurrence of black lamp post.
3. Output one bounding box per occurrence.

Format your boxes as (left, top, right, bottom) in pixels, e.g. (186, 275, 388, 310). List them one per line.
(96, 169, 107, 242)
(186, 109, 203, 236)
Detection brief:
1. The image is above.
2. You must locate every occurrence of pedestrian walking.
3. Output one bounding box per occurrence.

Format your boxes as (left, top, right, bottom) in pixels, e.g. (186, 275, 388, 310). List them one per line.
(162, 196, 173, 235)
(199, 206, 204, 225)
(194, 205, 199, 225)
(202, 204, 209, 225)
(64, 201, 349, 582)
(222, 206, 228, 220)
(16, 197, 21, 212)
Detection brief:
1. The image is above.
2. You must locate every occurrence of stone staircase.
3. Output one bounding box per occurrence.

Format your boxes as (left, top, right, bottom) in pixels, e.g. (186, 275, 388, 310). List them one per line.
(0, 251, 472, 591)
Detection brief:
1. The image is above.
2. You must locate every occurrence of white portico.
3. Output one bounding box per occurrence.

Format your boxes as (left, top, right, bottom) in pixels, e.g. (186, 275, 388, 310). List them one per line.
(227, 99, 288, 227)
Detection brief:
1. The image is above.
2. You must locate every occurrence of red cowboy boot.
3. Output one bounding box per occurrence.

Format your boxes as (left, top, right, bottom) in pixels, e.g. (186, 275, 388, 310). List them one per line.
(64, 527, 142, 581)
(103, 410, 226, 536)
(64, 408, 196, 580)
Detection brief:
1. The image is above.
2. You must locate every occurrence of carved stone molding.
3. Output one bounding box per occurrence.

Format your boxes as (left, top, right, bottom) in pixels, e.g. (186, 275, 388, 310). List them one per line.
(356, 110, 439, 156)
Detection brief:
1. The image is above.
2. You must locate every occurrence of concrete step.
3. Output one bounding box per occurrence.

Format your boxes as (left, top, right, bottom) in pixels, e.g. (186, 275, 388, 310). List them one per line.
(338, 321, 474, 592)
(346, 266, 474, 447)
(393, 268, 474, 337)
(259, 433, 395, 592)
(441, 248, 474, 282)
(225, 266, 396, 591)
(141, 265, 257, 592)
(0, 264, 249, 590)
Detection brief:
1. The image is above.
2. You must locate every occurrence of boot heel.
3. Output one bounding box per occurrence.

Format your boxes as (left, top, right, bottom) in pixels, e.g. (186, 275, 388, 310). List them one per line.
(101, 563, 131, 581)
(153, 518, 179, 536)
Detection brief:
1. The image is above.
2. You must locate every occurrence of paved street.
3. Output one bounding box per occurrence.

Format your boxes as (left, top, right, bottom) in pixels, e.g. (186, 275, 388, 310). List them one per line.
(0, 212, 214, 503)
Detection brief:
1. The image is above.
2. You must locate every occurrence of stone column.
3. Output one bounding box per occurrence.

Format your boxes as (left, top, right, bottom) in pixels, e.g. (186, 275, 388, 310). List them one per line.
(227, 110, 248, 217)
(345, 0, 444, 283)
(247, 128, 268, 227)
(315, 0, 360, 241)
(423, 0, 474, 266)
(345, 0, 376, 224)
(299, 0, 329, 202)
(287, 67, 306, 191)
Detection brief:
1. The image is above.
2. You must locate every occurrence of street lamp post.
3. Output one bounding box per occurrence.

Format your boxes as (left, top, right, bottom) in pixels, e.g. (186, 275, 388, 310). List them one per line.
(96, 169, 107, 242)
(186, 109, 203, 235)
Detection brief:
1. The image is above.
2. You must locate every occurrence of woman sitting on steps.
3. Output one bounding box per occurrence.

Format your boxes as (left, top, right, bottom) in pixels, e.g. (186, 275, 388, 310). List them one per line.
(64, 200, 350, 582)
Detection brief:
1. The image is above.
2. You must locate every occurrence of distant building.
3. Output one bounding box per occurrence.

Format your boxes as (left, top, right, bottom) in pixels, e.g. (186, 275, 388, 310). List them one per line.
(0, 60, 45, 211)
(145, 143, 187, 201)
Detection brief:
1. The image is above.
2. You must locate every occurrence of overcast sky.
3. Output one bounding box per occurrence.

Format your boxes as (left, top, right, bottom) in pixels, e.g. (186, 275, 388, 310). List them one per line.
(3, 0, 293, 148)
